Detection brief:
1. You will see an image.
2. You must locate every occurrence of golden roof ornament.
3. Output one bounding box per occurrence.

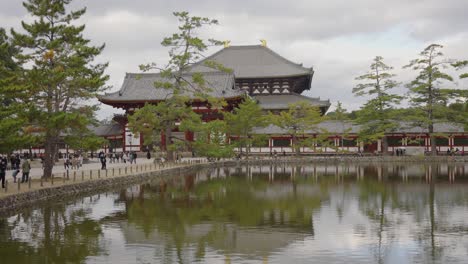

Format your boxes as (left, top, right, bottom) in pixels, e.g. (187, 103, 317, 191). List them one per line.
(260, 39, 267, 47)
(223, 40, 231, 48)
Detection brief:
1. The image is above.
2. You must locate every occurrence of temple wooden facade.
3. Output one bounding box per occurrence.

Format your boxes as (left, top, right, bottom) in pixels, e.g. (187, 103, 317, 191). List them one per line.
(98, 44, 467, 154)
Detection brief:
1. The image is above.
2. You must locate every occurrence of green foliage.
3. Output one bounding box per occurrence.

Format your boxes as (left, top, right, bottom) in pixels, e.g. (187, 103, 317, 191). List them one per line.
(191, 120, 234, 159)
(134, 12, 223, 160)
(224, 97, 269, 156)
(270, 101, 325, 155)
(353, 56, 401, 150)
(0, 27, 34, 153)
(404, 44, 460, 154)
(452, 60, 468, 79)
(139, 11, 223, 99)
(64, 107, 108, 153)
(128, 102, 202, 149)
(12, 0, 108, 176)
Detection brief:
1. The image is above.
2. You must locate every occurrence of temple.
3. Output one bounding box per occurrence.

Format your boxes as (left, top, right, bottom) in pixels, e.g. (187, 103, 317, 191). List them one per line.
(97, 44, 467, 154)
(98, 44, 331, 153)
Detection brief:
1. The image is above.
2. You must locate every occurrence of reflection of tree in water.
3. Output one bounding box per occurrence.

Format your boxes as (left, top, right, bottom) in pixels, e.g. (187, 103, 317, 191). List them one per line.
(358, 174, 398, 264)
(123, 172, 326, 261)
(0, 201, 104, 264)
(355, 163, 468, 264)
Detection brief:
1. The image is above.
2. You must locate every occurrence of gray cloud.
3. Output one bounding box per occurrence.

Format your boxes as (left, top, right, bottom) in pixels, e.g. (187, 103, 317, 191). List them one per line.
(1, 0, 467, 119)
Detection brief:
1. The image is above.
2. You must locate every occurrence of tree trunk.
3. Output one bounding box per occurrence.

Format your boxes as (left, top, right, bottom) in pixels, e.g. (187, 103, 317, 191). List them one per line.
(246, 137, 250, 159)
(429, 181, 436, 258)
(293, 135, 300, 156)
(42, 133, 57, 179)
(429, 123, 437, 156)
(165, 126, 174, 161)
(382, 136, 389, 156)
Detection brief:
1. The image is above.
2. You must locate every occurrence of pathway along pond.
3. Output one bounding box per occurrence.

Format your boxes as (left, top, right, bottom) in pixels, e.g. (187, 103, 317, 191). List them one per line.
(1, 162, 468, 264)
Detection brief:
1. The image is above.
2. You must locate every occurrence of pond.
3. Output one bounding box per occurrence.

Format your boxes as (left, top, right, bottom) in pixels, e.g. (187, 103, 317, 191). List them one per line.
(1, 162, 468, 264)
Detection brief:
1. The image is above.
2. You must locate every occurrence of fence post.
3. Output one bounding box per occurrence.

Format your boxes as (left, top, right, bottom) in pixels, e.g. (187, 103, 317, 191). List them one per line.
(112, 168, 115, 177)
(98, 170, 101, 178)
(90, 170, 93, 180)
(73, 172, 76, 182)
(63, 172, 66, 183)
(51, 174, 54, 185)
(125, 167, 127, 175)
(28, 179, 31, 189)
(40, 177, 43, 187)
(82, 171, 84, 181)
(4, 180, 7, 192)
(119, 168, 121, 175)
(17, 180, 20, 191)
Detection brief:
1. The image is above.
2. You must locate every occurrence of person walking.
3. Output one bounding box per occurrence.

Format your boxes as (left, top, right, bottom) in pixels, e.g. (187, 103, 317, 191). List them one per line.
(21, 158, 31, 183)
(64, 157, 70, 170)
(0, 155, 7, 188)
(78, 154, 83, 168)
(101, 156, 107, 170)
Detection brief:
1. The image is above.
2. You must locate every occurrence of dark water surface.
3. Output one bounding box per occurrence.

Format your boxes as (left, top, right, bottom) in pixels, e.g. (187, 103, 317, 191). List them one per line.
(1, 163, 468, 264)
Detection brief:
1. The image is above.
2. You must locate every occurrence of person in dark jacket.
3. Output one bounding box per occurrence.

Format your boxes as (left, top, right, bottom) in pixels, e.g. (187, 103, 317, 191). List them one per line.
(0, 156, 7, 188)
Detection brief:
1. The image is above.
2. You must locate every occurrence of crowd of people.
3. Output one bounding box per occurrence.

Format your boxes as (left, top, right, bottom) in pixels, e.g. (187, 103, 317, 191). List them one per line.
(63, 154, 84, 170)
(0, 154, 31, 188)
(97, 151, 138, 170)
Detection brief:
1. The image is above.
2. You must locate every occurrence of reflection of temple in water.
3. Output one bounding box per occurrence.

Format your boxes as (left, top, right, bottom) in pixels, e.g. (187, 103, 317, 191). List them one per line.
(120, 222, 308, 260)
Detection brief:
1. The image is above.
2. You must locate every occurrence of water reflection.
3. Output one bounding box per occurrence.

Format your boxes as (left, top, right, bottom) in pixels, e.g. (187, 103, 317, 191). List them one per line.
(1, 163, 468, 263)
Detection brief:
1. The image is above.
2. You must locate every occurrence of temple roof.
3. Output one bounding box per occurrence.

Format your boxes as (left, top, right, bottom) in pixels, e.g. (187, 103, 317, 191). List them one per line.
(189, 45, 314, 79)
(90, 123, 122, 137)
(253, 121, 465, 135)
(254, 93, 330, 110)
(99, 71, 244, 103)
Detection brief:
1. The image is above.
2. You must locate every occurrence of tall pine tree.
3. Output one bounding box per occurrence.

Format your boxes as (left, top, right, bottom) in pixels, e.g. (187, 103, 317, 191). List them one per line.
(404, 44, 457, 155)
(12, 0, 108, 177)
(0, 28, 33, 153)
(353, 56, 401, 154)
(135, 12, 224, 161)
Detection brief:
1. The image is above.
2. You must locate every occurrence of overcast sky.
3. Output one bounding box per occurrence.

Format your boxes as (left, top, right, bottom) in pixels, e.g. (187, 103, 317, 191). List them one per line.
(1, 0, 467, 120)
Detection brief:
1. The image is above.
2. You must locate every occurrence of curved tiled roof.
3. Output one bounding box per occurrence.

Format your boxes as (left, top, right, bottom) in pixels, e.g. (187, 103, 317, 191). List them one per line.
(189, 45, 314, 78)
(99, 71, 244, 103)
(90, 123, 123, 137)
(254, 93, 330, 110)
(253, 121, 465, 135)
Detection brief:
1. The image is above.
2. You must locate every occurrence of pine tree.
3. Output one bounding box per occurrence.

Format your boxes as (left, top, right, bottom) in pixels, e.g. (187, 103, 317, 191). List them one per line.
(404, 44, 457, 155)
(353, 56, 401, 155)
(135, 12, 224, 161)
(0, 28, 33, 153)
(12, 0, 108, 177)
